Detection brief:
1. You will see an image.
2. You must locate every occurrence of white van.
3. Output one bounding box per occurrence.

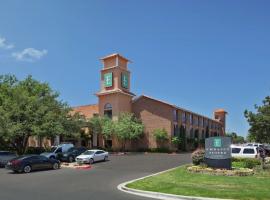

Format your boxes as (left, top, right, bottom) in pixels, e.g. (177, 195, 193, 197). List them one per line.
(41, 143, 74, 159)
(231, 145, 258, 158)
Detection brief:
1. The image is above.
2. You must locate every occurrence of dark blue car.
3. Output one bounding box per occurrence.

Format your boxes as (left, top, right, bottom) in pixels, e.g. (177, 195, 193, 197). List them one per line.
(6, 155, 60, 173)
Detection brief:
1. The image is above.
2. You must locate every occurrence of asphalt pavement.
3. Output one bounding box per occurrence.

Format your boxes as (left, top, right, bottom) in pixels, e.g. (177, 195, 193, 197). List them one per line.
(0, 153, 191, 200)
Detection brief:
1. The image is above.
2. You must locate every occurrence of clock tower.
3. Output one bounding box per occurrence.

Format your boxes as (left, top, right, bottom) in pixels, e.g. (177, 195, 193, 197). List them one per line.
(96, 53, 135, 120)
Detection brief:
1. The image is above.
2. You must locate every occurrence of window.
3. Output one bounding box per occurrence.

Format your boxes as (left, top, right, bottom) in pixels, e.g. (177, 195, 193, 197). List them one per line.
(205, 119, 208, 127)
(190, 128, 194, 138)
(173, 110, 178, 122)
(243, 148, 255, 154)
(201, 130, 205, 139)
(232, 148, 241, 154)
(202, 118, 205, 127)
(0, 152, 9, 156)
(55, 147, 62, 153)
(194, 116, 198, 126)
(96, 151, 105, 154)
(173, 124, 179, 136)
(199, 117, 203, 127)
(39, 156, 49, 161)
(104, 103, 112, 119)
(189, 114, 193, 125)
(182, 112, 186, 123)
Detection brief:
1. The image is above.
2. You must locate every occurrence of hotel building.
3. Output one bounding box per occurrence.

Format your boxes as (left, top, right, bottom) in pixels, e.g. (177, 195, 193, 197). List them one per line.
(70, 53, 227, 151)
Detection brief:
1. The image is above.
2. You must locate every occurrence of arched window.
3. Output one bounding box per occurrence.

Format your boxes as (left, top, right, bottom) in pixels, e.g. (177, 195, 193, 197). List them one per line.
(104, 103, 112, 110)
(104, 103, 112, 119)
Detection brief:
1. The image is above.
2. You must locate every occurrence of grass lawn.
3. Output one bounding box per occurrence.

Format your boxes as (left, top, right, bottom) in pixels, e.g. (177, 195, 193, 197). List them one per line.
(127, 166, 270, 200)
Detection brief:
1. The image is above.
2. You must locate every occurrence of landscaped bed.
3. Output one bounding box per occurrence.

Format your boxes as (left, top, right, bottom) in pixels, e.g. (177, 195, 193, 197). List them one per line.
(127, 165, 270, 200)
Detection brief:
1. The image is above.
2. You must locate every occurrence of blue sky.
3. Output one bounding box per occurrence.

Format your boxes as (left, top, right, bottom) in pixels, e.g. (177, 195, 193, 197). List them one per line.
(0, 1, 270, 137)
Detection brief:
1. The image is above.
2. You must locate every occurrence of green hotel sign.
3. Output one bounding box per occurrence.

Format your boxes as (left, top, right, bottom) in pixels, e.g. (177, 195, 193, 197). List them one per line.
(104, 72, 113, 87)
(121, 73, 129, 89)
(213, 138, 222, 148)
(205, 137, 232, 169)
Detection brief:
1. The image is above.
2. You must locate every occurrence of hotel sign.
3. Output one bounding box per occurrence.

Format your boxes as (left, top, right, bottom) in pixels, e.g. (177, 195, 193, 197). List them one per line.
(121, 73, 129, 89)
(104, 72, 113, 87)
(205, 137, 231, 169)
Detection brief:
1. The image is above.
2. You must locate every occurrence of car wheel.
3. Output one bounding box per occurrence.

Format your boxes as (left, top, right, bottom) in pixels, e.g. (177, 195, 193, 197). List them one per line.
(52, 163, 60, 170)
(89, 158, 94, 164)
(23, 165, 31, 173)
(68, 156, 74, 163)
(104, 156, 108, 161)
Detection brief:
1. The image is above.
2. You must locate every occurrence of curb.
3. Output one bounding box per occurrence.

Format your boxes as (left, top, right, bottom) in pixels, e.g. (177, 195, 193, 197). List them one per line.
(117, 166, 233, 200)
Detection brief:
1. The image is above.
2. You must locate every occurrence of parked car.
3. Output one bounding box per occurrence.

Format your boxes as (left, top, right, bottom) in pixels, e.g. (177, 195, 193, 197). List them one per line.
(231, 145, 258, 158)
(245, 143, 263, 148)
(263, 144, 270, 156)
(5, 155, 60, 173)
(0, 151, 17, 167)
(41, 143, 74, 160)
(60, 147, 87, 163)
(76, 150, 109, 164)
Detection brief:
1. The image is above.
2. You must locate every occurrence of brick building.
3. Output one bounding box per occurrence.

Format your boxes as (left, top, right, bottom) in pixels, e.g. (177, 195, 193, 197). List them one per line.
(71, 53, 227, 151)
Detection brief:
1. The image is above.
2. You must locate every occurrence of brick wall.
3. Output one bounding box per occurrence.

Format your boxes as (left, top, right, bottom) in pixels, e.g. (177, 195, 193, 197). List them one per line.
(132, 96, 174, 150)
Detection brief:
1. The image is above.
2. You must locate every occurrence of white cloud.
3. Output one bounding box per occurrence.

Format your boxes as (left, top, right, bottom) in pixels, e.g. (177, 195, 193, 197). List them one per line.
(12, 48, 48, 62)
(0, 36, 14, 50)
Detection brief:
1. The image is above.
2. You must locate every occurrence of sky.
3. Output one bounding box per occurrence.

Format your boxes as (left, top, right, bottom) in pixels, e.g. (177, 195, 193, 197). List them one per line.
(0, 1, 270, 137)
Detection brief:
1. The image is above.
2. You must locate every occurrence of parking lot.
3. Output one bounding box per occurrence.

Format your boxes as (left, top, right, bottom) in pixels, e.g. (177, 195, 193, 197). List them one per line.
(0, 153, 191, 200)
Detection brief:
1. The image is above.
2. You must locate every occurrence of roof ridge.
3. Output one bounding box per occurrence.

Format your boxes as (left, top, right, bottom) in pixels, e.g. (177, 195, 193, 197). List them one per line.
(132, 94, 221, 123)
(72, 104, 98, 108)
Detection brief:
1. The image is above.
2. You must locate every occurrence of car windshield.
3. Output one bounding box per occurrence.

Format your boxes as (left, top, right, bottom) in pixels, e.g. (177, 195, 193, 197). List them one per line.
(67, 148, 75, 153)
(48, 147, 57, 153)
(82, 151, 95, 155)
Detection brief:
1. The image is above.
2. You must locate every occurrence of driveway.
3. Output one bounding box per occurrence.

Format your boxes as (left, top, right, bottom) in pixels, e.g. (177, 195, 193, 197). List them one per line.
(0, 153, 191, 200)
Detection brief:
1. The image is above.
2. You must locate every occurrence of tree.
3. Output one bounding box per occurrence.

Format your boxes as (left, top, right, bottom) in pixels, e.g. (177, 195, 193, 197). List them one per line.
(0, 75, 83, 154)
(226, 132, 245, 144)
(114, 113, 144, 151)
(100, 116, 115, 139)
(88, 116, 102, 138)
(244, 96, 270, 143)
(87, 116, 114, 148)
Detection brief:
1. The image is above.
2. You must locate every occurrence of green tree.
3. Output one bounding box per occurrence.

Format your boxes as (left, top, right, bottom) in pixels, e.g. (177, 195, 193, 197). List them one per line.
(153, 128, 168, 141)
(100, 116, 115, 139)
(88, 116, 114, 147)
(0, 75, 83, 154)
(244, 96, 270, 143)
(226, 132, 245, 144)
(114, 113, 144, 151)
(88, 116, 102, 138)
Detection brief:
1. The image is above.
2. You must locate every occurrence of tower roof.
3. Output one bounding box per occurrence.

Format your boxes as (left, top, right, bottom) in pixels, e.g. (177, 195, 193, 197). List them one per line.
(100, 53, 131, 62)
(214, 109, 228, 114)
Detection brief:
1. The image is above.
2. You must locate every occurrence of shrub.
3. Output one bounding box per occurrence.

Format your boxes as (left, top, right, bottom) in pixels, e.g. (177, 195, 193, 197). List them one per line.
(192, 149, 205, 165)
(171, 137, 182, 145)
(25, 147, 46, 154)
(150, 147, 172, 153)
(232, 157, 261, 169)
(153, 128, 168, 141)
(187, 165, 254, 176)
